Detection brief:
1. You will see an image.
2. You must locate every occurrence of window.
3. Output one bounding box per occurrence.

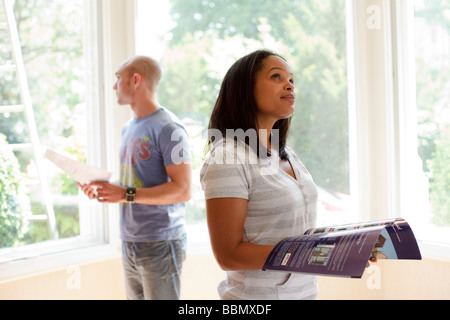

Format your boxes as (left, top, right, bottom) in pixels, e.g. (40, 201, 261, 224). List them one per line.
(0, 0, 108, 267)
(394, 0, 450, 249)
(135, 0, 355, 248)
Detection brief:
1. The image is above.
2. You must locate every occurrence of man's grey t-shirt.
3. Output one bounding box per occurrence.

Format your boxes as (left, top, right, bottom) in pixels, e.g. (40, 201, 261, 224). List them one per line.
(119, 107, 191, 242)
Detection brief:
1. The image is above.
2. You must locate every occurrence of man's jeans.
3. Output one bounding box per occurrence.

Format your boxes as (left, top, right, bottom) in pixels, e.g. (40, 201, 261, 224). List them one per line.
(121, 234, 187, 300)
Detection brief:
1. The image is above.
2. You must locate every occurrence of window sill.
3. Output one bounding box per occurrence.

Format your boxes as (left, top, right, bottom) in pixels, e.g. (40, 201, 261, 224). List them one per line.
(0, 242, 121, 283)
(419, 241, 450, 263)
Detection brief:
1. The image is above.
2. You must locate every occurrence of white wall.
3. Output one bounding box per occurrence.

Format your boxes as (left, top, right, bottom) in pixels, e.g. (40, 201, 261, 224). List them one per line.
(1, 254, 449, 300)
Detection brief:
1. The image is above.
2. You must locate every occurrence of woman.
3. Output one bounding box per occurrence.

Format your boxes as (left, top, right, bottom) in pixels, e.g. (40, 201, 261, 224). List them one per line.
(200, 50, 319, 299)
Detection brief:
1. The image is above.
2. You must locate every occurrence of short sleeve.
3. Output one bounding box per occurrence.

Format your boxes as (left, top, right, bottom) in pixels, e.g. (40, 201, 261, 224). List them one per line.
(159, 123, 192, 166)
(200, 141, 250, 200)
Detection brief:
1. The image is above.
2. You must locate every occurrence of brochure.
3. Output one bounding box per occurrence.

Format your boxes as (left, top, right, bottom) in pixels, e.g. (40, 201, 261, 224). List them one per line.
(44, 147, 112, 185)
(262, 218, 421, 278)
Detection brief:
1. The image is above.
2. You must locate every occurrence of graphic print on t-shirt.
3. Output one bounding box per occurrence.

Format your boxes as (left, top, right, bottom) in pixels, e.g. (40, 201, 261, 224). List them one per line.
(120, 135, 151, 188)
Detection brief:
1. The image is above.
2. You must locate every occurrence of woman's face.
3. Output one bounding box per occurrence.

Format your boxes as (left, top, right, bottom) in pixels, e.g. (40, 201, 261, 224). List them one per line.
(253, 55, 295, 128)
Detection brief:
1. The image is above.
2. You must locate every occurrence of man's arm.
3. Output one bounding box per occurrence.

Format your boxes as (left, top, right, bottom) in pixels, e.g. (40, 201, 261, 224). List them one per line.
(131, 162, 192, 205)
(78, 162, 192, 205)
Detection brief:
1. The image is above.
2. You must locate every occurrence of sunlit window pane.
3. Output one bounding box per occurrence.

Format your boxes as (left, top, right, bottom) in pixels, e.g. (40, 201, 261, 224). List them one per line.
(0, 0, 101, 251)
(136, 0, 353, 230)
(414, 0, 450, 241)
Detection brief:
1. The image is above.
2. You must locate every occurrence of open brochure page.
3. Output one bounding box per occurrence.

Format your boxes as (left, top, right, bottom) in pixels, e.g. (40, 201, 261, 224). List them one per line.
(263, 218, 421, 278)
(305, 218, 397, 236)
(44, 147, 112, 185)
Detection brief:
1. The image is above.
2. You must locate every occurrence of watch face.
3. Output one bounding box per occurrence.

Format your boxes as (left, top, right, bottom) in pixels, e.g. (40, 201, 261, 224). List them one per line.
(126, 188, 136, 203)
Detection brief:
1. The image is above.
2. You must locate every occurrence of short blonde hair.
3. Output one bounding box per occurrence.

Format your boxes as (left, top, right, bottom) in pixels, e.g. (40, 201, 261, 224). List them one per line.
(125, 56, 162, 91)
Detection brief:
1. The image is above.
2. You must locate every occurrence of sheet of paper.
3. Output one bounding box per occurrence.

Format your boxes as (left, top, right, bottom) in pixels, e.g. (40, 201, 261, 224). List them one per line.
(44, 147, 112, 185)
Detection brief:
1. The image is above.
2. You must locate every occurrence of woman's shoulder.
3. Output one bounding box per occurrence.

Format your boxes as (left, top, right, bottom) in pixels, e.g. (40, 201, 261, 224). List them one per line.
(206, 138, 251, 155)
(203, 138, 256, 167)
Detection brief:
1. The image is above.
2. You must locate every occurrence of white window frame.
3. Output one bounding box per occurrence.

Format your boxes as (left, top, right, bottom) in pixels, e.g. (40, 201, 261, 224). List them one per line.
(349, 0, 450, 261)
(0, 0, 136, 281)
(347, 0, 398, 223)
(391, 0, 450, 260)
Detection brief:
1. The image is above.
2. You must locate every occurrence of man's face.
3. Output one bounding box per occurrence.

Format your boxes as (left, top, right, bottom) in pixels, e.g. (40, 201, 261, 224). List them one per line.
(113, 63, 134, 105)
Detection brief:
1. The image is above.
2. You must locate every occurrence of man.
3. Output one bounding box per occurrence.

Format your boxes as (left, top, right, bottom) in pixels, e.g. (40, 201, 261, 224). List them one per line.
(78, 56, 192, 300)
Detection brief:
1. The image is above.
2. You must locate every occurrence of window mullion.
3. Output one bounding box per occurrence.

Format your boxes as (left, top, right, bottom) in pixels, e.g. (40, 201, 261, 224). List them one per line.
(349, 0, 397, 222)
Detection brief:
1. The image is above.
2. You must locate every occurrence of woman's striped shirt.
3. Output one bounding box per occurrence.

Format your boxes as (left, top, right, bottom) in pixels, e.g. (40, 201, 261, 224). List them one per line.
(200, 139, 319, 300)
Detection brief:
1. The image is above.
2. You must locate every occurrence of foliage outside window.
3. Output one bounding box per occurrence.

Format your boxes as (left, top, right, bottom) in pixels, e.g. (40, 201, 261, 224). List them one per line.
(137, 0, 352, 227)
(0, 0, 93, 250)
(414, 0, 450, 228)
(0, 133, 25, 248)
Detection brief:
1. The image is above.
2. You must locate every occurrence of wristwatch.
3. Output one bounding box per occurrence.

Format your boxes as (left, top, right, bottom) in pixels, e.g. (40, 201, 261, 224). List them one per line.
(125, 187, 136, 203)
